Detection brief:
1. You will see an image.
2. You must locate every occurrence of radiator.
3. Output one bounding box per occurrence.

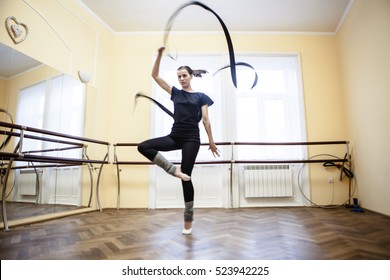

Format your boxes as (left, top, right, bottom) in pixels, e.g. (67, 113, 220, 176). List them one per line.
(19, 169, 41, 196)
(244, 165, 293, 198)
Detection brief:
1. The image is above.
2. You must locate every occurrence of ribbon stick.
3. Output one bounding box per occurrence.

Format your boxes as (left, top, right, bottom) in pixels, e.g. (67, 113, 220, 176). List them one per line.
(164, 1, 258, 89)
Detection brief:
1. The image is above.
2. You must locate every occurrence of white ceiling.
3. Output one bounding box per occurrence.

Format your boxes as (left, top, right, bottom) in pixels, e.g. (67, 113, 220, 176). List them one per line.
(79, 0, 353, 33)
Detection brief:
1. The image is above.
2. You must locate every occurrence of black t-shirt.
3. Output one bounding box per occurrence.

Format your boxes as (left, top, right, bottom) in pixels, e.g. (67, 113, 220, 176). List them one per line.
(169, 86, 214, 142)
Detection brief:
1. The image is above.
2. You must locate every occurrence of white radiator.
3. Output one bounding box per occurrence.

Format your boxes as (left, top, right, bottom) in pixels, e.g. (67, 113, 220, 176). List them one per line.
(244, 165, 293, 198)
(19, 169, 41, 196)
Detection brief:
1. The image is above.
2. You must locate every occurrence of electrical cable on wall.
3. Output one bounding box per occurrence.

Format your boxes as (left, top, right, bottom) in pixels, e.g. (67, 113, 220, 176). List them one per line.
(297, 153, 355, 209)
(323, 161, 354, 179)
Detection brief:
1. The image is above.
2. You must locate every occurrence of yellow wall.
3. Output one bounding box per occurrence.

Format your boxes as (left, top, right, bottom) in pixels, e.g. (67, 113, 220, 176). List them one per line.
(0, 78, 6, 110)
(2, 0, 388, 215)
(106, 32, 349, 208)
(336, 0, 390, 215)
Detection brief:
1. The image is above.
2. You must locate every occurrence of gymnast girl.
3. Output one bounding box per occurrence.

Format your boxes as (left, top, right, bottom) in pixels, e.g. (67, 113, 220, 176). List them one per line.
(138, 46, 220, 235)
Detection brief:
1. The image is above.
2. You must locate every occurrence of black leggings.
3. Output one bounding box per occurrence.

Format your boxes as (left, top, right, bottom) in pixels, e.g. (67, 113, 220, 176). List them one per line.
(138, 135, 200, 202)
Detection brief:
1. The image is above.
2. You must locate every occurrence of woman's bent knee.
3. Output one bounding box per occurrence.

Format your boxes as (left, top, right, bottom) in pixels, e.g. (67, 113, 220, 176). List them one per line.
(137, 143, 145, 154)
(137, 141, 156, 161)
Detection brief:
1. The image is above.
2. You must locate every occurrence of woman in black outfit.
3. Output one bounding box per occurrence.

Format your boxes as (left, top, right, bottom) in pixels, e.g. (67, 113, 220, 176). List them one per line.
(138, 46, 220, 235)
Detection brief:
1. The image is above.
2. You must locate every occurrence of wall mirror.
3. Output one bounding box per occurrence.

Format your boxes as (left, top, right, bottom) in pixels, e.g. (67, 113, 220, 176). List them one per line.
(0, 42, 102, 229)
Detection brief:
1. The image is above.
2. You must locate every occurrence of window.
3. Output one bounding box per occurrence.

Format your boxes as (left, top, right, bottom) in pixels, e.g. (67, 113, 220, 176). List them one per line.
(153, 53, 307, 161)
(15, 74, 86, 205)
(15, 81, 46, 154)
(234, 54, 307, 160)
(153, 54, 224, 161)
(151, 53, 308, 208)
(16, 74, 86, 158)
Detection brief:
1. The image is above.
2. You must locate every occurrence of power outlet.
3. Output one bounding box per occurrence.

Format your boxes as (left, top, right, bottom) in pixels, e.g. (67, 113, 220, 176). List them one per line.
(327, 177, 334, 184)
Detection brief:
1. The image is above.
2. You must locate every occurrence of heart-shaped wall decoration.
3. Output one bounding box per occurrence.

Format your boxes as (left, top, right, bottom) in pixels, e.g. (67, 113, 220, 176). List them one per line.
(5, 16, 29, 44)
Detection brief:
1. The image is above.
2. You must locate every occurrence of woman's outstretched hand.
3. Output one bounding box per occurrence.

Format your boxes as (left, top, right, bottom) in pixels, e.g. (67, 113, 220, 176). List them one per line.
(209, 142, 221, 157)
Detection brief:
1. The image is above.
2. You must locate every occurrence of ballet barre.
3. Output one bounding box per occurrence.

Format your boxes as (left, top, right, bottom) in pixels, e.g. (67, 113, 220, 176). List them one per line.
(0, 121, 110, 231)
(113, 141, 350, 209)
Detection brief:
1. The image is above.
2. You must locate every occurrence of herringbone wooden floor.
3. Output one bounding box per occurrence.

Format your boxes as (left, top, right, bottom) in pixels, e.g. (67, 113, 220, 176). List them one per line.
(0, 207, 389, 260)
(0, 202, 85, 220)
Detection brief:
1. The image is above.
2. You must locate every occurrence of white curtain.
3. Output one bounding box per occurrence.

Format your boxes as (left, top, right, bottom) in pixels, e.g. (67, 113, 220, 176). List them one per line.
(15, 81, 46, 154)
(15, 74, 86, 205)
(151, 53, 308, 208)
(151, 54, 227, 208)
(153, 54, 225, 160)
(154, 54, 307, 161)
(43, 75, 85, 159)
(234, 54, 307, 161)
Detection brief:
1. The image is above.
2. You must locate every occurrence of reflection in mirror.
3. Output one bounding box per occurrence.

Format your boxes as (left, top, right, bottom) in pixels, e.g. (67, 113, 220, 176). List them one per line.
(0, 43, 94, 226)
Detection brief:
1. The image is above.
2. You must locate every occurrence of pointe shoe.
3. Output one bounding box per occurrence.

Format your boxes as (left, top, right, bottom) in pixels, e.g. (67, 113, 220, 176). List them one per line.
(174, 167, 191, 181)
(182, 227, 192, 235)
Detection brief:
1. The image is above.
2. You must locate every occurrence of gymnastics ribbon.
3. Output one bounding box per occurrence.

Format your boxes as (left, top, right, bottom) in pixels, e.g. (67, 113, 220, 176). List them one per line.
(0, 108, 14, 150)
(164, 1, 258, 90)
(134, 92, 174, 118)
(135, 1, 259, 118)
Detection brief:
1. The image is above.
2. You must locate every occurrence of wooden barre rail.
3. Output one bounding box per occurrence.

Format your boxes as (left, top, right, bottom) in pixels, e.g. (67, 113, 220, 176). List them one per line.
(114, 140, 349, 165)
(0, 130, 85, 147)
(114, 140, 349, 147)
(115, 159, 348, 165)
(0, 121, 110, 146)
(0, 152, 108, 165)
